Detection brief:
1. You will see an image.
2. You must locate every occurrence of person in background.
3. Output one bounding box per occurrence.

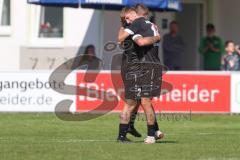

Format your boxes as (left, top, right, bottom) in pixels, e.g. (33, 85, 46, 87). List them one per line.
(163, 21, 185, 70)
(199, 24, 224, 70)
(84, 44, 95, 57)
(221, 41, 240, 71)
(72, 44, 100, 70)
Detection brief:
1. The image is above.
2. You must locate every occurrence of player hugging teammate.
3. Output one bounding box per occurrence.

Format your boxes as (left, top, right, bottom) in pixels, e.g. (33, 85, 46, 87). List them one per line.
(117, 4, 164, 144)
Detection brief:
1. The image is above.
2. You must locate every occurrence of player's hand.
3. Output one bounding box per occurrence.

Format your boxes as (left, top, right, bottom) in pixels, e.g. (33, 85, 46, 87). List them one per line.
(235, 45, 240, 54)
(152, 23, 160, 37)
(118, 27, 126, 43)
(156, 35, 161, 42)
(229, 60, 234, 68)
(153, 24, 159, 32)
(154, 25, 161, 42)
(119, 26, 125, 32)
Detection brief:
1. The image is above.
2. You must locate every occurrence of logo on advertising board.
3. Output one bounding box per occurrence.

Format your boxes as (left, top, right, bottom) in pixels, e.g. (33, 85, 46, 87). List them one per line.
(76, 72, 231, 113)
(76, 72, 124, 112)
(152, 74, 231, 113)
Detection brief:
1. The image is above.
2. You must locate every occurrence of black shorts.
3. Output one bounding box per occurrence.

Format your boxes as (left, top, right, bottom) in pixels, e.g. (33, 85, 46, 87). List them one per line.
(121, 60, 162, 100)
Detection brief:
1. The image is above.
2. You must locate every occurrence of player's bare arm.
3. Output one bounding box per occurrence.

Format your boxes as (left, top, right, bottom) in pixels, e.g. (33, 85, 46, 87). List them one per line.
(133, 22, 161, 46)
(134, 35, 160, 46)
(133, 24, 161, 46)
(118, 27, 130, 43)
(118, 28, 160, 45)
(118, 23, 161, 45)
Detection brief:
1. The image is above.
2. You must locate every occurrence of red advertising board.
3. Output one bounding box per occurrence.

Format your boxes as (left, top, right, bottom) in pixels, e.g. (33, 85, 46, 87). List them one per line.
(76, 72, 231, 113)
(152, 73, 230, 113)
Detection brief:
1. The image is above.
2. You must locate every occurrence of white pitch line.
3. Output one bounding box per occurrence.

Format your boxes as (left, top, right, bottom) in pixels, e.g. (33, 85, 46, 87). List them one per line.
(166, 132, 240, 136)
(1, 132, 239, 144)
(49, 132, 240, 143)
(50, 139, 116, 143)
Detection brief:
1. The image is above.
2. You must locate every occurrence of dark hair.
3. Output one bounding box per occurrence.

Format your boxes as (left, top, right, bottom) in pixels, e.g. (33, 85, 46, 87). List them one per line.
(135, 4, 149, 16)
(206, 23, 215, 30)
(84, 45, 95, 55)
(225, 40, 234, 47)
(170, 21, 178, 26)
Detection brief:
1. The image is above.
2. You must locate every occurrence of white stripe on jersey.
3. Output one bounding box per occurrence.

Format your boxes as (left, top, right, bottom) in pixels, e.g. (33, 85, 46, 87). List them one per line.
(132, 34, 143, 41)
(145, 20, 159, 46)
(124, 28, 134, 35)
(145, 20, 158, 35)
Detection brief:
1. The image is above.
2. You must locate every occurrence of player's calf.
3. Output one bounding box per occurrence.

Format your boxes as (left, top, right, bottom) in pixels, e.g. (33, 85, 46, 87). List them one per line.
(117, 100, 138, 142)
(141, 98, 156, 143)
(127, 106, 142, 137)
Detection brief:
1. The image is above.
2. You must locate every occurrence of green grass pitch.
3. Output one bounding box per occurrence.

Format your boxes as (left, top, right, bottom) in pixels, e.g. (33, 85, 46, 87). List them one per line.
(0, 113, 240, 160)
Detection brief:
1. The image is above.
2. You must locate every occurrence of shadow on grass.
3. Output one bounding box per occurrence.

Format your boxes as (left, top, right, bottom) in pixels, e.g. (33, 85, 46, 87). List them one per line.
(133, 140, 178, 144)
(156, 140, 178, 144)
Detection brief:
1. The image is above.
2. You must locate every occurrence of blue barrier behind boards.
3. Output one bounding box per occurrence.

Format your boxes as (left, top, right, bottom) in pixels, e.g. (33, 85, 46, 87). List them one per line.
(27, 0, 80, 7)
(27, 0, 182, 11)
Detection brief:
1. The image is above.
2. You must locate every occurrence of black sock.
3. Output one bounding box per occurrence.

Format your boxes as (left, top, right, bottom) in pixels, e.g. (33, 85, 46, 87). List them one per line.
(118, 124, 129, 138)
(154, 120, 159, 131)
(129, 111, 138, 129)
(147, 125, 155, 137)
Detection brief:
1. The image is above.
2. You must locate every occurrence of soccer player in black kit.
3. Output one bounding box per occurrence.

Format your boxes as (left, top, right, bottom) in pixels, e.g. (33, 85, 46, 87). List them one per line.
(117, 5, 164, 144)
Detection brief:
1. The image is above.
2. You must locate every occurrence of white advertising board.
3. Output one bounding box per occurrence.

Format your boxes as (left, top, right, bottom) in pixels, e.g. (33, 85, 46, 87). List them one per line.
(231, 72, 240, 113)
(0, 71, 75, 112)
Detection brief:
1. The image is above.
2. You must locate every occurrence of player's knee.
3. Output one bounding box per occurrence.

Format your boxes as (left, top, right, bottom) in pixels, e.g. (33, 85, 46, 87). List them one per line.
(125, 99, 137, 107)
(133, 104, 140, 112)
(141, 98, 152, 106)
(120, 113, 129, 123)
